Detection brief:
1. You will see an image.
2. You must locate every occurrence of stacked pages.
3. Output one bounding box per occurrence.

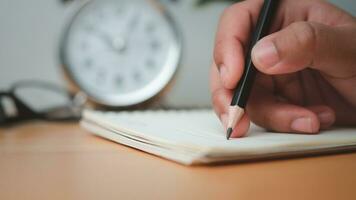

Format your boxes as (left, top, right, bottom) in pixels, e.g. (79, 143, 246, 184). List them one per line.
(81, 109, 356, 165)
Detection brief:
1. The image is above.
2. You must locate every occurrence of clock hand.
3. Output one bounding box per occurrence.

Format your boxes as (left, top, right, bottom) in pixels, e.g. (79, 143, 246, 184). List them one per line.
(121, 12, 140, 48)
(96, 31, 127, 54)
(112, 35, 127, 53)
(128, 13, 139, 33)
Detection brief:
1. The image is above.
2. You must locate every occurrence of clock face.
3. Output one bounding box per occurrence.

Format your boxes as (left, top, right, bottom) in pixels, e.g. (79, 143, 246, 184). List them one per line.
(61, 0, 181, 107)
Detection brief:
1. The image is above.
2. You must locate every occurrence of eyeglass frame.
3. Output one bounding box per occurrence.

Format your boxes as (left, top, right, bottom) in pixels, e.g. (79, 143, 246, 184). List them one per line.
(0, 80, 87, 126)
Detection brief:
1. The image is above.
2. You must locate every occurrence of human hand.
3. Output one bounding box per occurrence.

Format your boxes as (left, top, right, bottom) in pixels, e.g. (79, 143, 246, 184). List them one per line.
(211, 0, 356, 138)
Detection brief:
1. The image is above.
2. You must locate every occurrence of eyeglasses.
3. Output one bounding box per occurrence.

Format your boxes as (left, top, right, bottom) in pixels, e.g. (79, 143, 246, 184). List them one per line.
(0, 80, 87, 126)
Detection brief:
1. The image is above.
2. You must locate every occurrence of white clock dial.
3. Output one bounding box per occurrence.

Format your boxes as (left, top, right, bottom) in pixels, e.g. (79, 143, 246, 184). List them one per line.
(61, 0, 181, 107)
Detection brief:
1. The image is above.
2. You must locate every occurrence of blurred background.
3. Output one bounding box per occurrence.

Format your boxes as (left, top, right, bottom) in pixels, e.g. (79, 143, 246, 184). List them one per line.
(0, 0, 355, 109)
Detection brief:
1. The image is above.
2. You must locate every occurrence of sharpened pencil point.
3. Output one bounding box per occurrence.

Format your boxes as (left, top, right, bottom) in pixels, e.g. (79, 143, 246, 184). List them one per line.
(226, 128, 233, 140)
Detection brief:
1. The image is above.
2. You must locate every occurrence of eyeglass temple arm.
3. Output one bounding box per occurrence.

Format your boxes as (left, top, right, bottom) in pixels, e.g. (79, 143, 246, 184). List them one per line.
(0, 93, 42, 125)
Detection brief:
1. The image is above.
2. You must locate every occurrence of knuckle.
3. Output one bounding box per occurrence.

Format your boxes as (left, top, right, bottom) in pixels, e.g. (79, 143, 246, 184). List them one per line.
(262, 112, 274, 130)
(218, 2, 245, 26)
(223, 3, 242, 16)
(290, 22, 318, 50)
(221, 6, 233, 18)
(213, 39, 224, 65)
(211, 88, 224, 107)
(218, 5, 237, 29)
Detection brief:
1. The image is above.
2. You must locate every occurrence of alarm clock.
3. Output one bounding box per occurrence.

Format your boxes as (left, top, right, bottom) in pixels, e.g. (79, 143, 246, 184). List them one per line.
(60, 0, 181, 107)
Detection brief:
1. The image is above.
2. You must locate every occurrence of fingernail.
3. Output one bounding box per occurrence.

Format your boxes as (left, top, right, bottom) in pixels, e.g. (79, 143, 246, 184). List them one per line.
(220, 113, 228, 130)
(291, 117, 314, 133)
(252, 41, 279, 68)
(317, 111, 334, 125)
(219, 65, 228, 81)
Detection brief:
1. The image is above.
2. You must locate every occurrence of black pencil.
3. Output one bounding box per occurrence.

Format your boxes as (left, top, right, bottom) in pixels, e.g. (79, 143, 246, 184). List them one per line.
(226, 0, 279, 140)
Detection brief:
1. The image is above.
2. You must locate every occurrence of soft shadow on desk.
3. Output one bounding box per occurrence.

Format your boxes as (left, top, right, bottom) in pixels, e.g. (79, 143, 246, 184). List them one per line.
(89, 133, 356, 168)
(204, 147, 356, 167)
(0, 120, 78, 129)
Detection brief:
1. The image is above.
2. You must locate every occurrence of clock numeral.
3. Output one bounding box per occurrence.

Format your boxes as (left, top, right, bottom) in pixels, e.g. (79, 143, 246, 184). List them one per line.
(115, 75, 124, 88)
(80, 41, 89, 51)
(129, 15, 139, 31)
(145, 59, 155, 70)
(116, 6, 123, 15)
(96, 70, 107, 84)
(150, 40, 161, 51)
(97, 10, 105, 20)
(145, 23, 155, 33)
(83, 58, 93, 69)
(133, 71, 142, 82)
(83, 24, 94, 32)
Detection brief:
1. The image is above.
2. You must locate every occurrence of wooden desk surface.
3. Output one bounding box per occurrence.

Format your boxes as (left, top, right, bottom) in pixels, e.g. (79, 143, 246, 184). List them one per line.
(0, 122, 355, 200)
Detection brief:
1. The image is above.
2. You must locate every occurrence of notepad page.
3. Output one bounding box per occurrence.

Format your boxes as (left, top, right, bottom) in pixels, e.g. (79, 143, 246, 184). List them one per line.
(83, 110, 228, 153)
(82, 109, 356, 164)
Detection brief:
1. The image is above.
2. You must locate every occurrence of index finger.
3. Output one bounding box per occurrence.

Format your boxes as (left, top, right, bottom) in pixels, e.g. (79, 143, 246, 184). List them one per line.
(213, 0, 263, 89)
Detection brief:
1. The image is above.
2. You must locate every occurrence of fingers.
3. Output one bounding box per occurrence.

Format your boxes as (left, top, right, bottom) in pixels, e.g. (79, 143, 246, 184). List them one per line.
(212, 90, 251, 138)
(273, 73, 304, 105)
(211, 87, 251, 138)
(214, 0, 264, 89)
(247, 83, 336, 133)
(210, 64, 250, 137)
(307, 105, 336, 130)
(251, 21, 356, 78)
(211, 0, 355, 136)
(210, 64, 232, 126)
(211, 86, 232, 124)
(211, 63, 337, 135)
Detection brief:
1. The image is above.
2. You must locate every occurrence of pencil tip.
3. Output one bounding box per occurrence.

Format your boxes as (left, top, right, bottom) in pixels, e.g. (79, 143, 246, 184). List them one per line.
(226, 128, 233, 140)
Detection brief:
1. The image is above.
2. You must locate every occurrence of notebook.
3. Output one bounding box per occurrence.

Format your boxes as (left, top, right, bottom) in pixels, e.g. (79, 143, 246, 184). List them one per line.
(81, 109, 356, 165)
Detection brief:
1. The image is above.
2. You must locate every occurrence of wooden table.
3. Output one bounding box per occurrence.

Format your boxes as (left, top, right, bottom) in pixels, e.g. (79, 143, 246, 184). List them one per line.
(0, 122, 356, 200)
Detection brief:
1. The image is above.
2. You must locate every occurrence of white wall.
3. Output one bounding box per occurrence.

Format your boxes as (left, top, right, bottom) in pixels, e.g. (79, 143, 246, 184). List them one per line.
(0, 0, 355, 108)
(0, 0, 65, 88)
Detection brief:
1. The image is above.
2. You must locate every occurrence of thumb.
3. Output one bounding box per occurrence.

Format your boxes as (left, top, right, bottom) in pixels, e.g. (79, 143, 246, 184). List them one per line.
(251, 21, 356, 78)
